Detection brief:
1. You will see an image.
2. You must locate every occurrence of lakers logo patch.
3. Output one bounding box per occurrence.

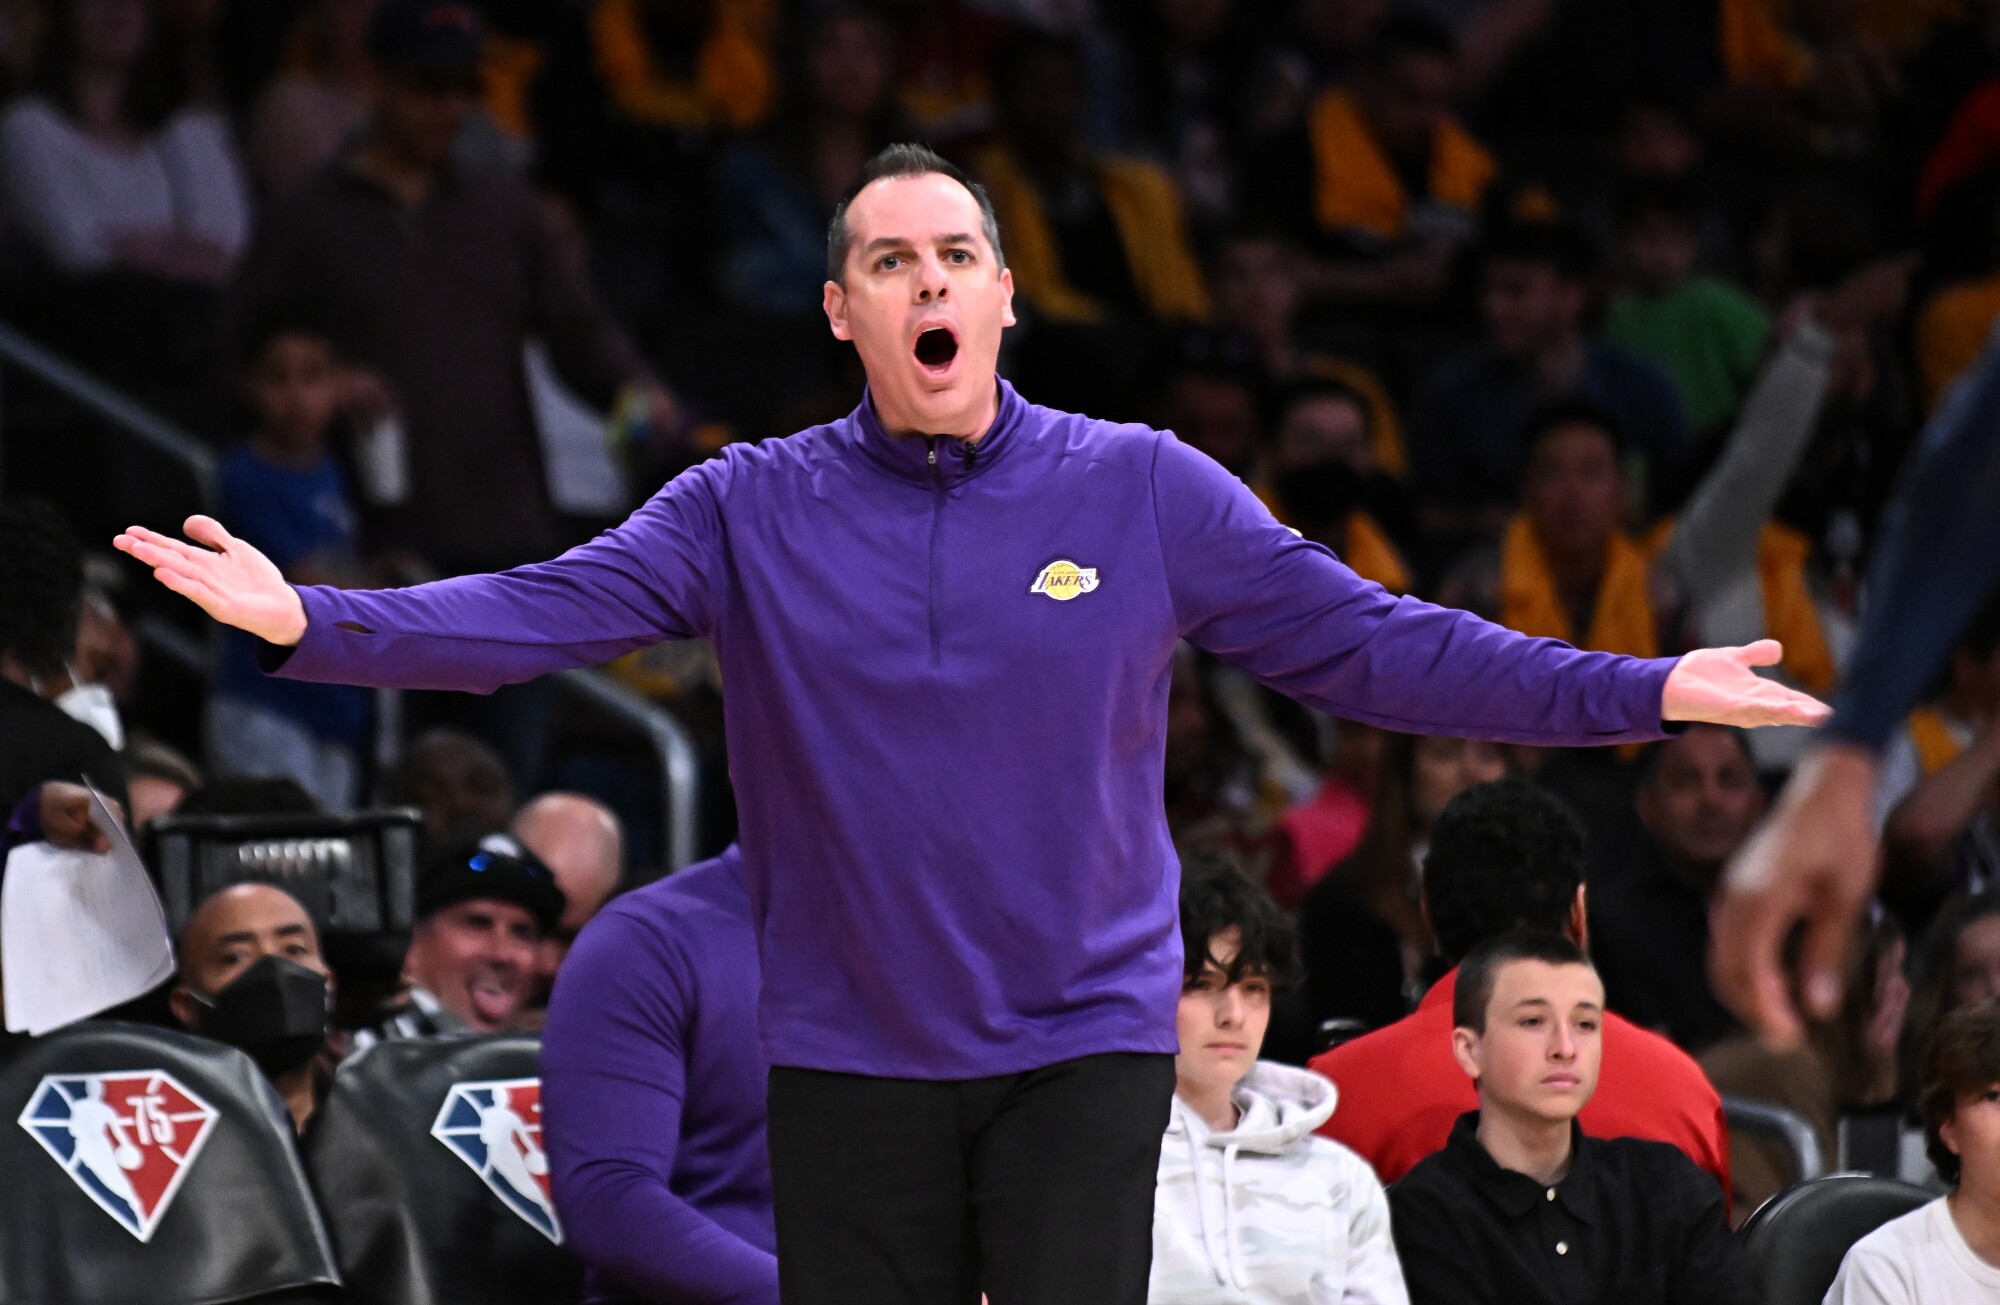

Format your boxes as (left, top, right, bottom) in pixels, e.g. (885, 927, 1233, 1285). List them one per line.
(1031, 560, 1100, 601)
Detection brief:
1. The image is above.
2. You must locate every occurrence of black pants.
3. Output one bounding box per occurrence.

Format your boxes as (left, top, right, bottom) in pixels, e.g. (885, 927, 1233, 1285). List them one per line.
(766, 1052, 1175, 1305)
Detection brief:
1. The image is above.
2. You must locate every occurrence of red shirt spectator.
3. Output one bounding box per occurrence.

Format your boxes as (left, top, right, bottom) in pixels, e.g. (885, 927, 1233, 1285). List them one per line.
(1309, 967, 1731, 1195)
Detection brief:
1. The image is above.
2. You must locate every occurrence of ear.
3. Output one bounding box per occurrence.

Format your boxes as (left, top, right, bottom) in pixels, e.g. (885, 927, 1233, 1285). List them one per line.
(168, 985, 197, 1029)
(1942, 1114, 1963, 1159)
(999, 266, 1017, 329)
(1451, 1026, 1481, 1082)
(1569, 885, 1589, 954)
(823, 280, 852, 341)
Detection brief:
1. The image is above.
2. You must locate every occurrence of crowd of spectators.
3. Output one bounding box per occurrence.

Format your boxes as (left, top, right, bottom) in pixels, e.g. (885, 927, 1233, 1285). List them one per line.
(8, 0, 2000, 1301)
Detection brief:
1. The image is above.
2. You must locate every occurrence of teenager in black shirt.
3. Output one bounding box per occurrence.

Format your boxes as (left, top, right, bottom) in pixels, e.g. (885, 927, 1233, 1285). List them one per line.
(1388, 932, 1754, 1305)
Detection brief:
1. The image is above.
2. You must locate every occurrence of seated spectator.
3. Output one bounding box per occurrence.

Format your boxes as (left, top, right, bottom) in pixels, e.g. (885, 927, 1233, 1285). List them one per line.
(976, 30, 1209, 326)
(124, 736, 200, 829)
(245, 0, 376, 196)
(1411, 221, 1688, 535)
(227, 0, 674, 576)
(543, 844, 776, 1304)
(1151, 854, 1409, 1304)
(1165, 649, 1288, 876)
(387, 727, 516, 843)
(1903, 892, 2000, 1097)
(1160, 340, 1264, 483)
(1263, 379, 1417, 595)
(1590, 726, 1765, 1051)
(715, 5, 901, 317)
(1876, 600, 2000, 910)
(205, 306, 372, 812)
(1208, 227, 1409, 474)
(353, 833, 563, 1047)
(1440, 374, 1837, 695)
(169, 882, 335, 1132)
(1605, 178, 1770, 439)
(590, 0, 775, 133)
(1387, 931, 1753, 1305)
(1701, 910, 1909, 1214)
(1120, 0, 1264, 232)
(1297, 733, 1509, 1032)
(0, 0, 248, 285)
(0, 498, 126, 817)
(1825, 997, 2000, 1303)
(1310, 779, 1729, 1190)
(1249, 15, 1493, 307)
(511, 791, 624, 982)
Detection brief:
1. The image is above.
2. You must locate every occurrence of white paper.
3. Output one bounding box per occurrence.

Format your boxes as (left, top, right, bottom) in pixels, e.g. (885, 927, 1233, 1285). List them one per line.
(3, 785, 174, 1035)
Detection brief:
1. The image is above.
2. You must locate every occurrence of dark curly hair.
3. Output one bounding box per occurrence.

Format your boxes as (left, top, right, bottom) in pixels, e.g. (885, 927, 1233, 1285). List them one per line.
(1920, 997, 2000, 1187)
(1179, 848, 1303, 991)
(0, 497, 85, 681)
(1424, 777, 1586, 967)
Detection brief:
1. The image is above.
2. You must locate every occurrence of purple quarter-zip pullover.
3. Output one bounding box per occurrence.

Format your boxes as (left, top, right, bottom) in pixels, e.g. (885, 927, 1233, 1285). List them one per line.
(272, 382, 1678, 1079)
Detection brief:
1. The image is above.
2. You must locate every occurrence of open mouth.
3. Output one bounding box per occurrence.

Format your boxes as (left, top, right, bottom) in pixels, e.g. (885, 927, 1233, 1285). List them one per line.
(915, 327, 959, 370)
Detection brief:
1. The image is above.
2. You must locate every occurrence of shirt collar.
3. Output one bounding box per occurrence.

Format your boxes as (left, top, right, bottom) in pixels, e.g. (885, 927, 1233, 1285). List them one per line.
(1443, 1111, 1600, 1225)
(847, 379, 1022, 486)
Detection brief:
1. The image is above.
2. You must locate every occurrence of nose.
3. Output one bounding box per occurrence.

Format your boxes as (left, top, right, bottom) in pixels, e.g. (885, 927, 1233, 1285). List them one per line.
(1216, 987, 1245, 1028)
(915, 251, 950, 302)
(1551, 1024, 1577, 1061)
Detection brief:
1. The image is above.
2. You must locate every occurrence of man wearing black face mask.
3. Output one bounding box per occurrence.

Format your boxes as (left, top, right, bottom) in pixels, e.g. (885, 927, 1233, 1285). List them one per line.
(170, 883, 335, 1132)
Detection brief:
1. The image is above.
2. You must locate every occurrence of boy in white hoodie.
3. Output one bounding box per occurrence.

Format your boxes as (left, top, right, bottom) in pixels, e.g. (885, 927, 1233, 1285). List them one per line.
(1151, 853, 1411, 1305)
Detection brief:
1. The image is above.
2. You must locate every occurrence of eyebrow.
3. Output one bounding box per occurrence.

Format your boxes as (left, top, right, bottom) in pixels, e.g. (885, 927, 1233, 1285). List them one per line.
(214, 923, 309, 948)
(860, 234, 979, 255)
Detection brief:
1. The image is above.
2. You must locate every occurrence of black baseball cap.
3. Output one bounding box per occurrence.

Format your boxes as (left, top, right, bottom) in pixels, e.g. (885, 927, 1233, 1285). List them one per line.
(367, 0, 484, 74)
(418, 833, 566, 933)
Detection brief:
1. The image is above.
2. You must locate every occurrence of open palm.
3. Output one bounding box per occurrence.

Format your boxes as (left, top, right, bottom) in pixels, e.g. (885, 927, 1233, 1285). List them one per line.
(1661, 640, 1831, 729)
(114, 515, 308, 646)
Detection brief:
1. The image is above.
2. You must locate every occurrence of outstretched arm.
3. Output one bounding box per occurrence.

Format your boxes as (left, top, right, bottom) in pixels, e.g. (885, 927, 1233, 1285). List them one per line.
(116, 460, 728, 695)
(1151, 434, 1826, 744)
(1715, 324, 2000, 1047)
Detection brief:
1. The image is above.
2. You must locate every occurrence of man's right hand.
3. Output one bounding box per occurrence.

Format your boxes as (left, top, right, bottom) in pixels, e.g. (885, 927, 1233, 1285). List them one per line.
(114, 516, 309, 646)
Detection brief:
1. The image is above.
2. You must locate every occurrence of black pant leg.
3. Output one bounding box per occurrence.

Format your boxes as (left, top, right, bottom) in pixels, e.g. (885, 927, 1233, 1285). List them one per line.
(966, 1052, 1176, 1305)
(766, 1067, 981, 1305)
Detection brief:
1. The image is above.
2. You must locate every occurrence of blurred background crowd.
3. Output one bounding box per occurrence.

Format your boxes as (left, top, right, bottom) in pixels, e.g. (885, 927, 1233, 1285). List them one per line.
(7, 0, 2000, 1291)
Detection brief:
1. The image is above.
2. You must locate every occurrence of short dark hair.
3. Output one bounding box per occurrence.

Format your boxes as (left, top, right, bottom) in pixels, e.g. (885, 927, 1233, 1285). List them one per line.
(1424, 778, 1586, 966)
(1482, 218, 1595, 284)
(235, 299, 341, 375)
(1920, 997, 2000, 1186)
(1613, 174, 1700, 232)
(1278, 376, 1375, 437)
(825, 143, 1006, 284)
(1454, 929, 1593, 1033)
(1637, 722, 1756, 789)
(1521, 398, 1628, 462)
(1179, 849, 1303, 990)
(0, 497, 84, 680)
(1365, 13, 1458, 69)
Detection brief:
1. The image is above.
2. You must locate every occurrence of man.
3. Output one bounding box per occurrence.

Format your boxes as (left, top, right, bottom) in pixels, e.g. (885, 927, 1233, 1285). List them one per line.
(388, 728, 516, 843)
(1388, 932, 1754, 1305)
(1591, 727, 1764, 1051)
(120, 143, 1818, 1305)
(512, 791, 625, 981)
(543, 845, 774, 1305)
(354, 833, 565, 1047)
(1412, 220, 1687, 535)
(1311, 778, 1729, 1189)
(170, 883, 335, 1132)
(224, 0, 673, 575)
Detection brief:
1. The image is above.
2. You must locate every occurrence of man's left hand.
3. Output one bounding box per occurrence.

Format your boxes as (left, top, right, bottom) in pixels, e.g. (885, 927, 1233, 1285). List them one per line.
(1662, 640, 1832, 729)
(37, 782, 118, 853)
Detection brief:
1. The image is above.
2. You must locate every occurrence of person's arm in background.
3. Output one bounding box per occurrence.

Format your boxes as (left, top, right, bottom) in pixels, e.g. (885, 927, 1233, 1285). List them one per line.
(1150, 435, 1825, 745)
(1882, 724, 2000, 871)
(542, 906, 780, 1305)
(1716, 325, 2000, 1046)
(0, 105, 114, 272)
(114, 452, 728, 694)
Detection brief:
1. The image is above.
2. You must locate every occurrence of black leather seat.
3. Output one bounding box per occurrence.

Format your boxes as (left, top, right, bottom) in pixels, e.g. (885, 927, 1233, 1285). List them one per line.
(0, 1022, 341, 1305)
(302, 1034, 583, 1305)
(1739, 1173, 1934, 1305)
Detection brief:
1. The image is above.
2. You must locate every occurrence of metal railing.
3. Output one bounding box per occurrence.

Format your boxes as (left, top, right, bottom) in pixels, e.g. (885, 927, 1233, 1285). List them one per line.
(0, 319, 701, 870)
(1724, 1094, 1827, 1185)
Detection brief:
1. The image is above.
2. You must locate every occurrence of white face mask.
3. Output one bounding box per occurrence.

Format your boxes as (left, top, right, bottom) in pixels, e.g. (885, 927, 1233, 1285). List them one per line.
(55, 680, 124, 750)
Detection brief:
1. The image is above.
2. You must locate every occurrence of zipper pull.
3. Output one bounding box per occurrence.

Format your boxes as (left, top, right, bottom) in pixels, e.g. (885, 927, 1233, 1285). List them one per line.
(927, 438, 937, 468)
